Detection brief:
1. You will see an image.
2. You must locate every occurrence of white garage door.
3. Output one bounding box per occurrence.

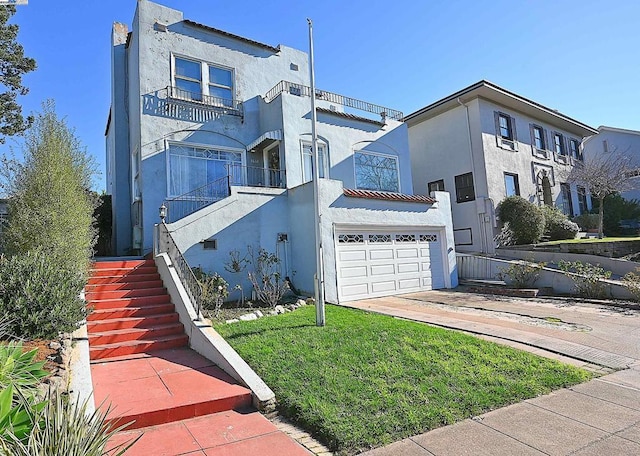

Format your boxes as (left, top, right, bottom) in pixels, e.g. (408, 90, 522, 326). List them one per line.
(335, 228, 446, 302)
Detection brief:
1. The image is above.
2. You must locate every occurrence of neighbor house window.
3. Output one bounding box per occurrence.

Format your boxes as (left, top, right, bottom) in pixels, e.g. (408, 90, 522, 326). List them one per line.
(173, 56, 234, 106)
(560, 183, 574, 216)
(554, 133, 565, 155)
(168, 142, 242, 197)
(428, 179, 445, 193)
(301, 142, 328, 183)
(533, 126, 545, 150)
(577, 186, 588, 214)
(504, 173, 520, 197)
(354, 151, 400, 192)
(569, 139, 581, 160)
(455, 172, 475, 203)
(498, 114, 513, 140)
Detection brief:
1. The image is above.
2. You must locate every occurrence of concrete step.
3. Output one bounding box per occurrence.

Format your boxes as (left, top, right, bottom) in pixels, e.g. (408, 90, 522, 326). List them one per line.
(89, 334, 189, 360)
(87, 313, 179, 332)
(89, 323, 184, 345)
(85, 287, 167, 301)
(89, 295, 171, 310)
(93, 259, 155, 270)
(90, 266, 158, 277)
(87, 273, 161, 285)
(85, 280, 164, 292)
(86, 303, 176, 321)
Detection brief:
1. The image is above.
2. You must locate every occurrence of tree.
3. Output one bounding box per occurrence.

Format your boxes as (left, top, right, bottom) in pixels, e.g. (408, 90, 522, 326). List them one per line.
(567, 154, 637, 239)
(0, 101, 97, 276)
(0, 5, 37, 142)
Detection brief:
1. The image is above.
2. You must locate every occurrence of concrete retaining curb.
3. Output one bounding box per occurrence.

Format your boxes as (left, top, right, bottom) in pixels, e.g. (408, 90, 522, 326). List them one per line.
(68, 323, 95, 415)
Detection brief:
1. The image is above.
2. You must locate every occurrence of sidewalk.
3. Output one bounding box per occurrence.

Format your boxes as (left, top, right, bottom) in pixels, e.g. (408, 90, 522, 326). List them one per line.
(347, 292, 640, 455)
(362, 365, 640, 455)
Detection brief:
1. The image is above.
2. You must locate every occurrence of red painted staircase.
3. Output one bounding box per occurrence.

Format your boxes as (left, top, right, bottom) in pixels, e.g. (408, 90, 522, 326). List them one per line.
(86, 259, 312, 455)
(86, 259, 188, 360)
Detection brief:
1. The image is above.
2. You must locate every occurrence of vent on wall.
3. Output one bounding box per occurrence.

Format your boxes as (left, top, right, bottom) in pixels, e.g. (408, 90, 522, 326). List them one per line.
(201, 238, 217, 250)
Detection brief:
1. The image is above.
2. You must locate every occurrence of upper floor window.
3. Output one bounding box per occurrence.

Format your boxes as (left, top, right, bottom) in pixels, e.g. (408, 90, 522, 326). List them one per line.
(428, 179, 445, 193)
(533, 126, 545, 150)
(454, 172, 475, 203)
(504, 172, 520, 197)
(569, 139, 582, 160)
(354, 151, 400, 192)
(301, 142, 328, 183)
(498, 114, 513, 140)
(554, 133, 565, 155)
(173, 56, 234, 107)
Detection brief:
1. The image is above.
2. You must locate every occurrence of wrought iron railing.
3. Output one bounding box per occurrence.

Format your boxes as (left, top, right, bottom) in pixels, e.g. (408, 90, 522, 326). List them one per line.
(166, 86, 243, 115)
(154, 222, 203, 319)
(227, 164, 286, 189)
(264, 80, 404, 121)
(163, 175, 231, 223)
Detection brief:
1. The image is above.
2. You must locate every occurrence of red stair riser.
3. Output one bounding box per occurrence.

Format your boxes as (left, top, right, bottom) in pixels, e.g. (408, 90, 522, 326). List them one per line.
(85, 287, 167, 300)
(105, 393, 252, 430)
(92, 260, 154, 269)
(87, 314, 179, 332)
(91, 267, 158, 277)
(89, 324, 184, 345)
(85, 280, 164, 292)
(87, 273, 161, 285)
(86, 304, 176, 321)
(89, 295, 171, 310)
(89, 336, 188, 360)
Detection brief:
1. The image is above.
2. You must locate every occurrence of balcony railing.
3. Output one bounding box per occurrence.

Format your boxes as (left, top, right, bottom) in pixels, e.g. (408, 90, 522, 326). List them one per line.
(163, 165, 286, 223)
(165, 86, 243, 116)
(264, 80, 403, 121)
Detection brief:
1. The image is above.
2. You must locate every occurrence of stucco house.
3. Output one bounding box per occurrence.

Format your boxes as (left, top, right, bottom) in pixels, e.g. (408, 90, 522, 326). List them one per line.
(582, 126, 640, 202)
(405, 80, 598, 254)
(106, 0, 458, 303)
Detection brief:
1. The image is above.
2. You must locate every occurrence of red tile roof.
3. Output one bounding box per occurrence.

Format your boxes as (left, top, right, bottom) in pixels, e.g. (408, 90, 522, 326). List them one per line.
(343, 188, 436, 204)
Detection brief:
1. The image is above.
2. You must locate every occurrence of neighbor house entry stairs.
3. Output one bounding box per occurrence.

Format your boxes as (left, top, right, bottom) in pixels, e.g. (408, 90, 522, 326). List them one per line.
(86, 259, 311, 455)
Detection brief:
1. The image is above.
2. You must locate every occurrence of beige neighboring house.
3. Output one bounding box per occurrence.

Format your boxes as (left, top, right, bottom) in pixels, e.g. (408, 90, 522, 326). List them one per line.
(405, 80, 598, 254)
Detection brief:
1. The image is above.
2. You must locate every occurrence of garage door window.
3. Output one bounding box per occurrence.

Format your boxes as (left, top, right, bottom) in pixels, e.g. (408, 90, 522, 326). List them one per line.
(338, 234, 364, 243)
(395, 234, 416, 242)
(369, 234, 391, 243)
(420, 234, 438, 242)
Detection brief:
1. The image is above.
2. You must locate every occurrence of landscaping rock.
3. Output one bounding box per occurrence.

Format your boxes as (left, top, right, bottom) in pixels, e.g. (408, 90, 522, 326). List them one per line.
(226, 318, 240, 324)
(274, 305, 285, 314)
(296, 299, 307, 307)
(49, 341, 61, 351)
(283, 308, 291, 313)
(268, 310, 278, 316)
(239, 313, 258, 321)
(254, 310, 264, 318)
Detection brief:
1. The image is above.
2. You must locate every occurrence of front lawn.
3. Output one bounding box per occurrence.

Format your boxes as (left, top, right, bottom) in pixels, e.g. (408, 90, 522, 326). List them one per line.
(216, 305, 591, 455)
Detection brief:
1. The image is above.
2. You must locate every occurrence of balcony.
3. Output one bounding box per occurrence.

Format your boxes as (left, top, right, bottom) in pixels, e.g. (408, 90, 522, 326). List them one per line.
(264, 80, 403, 122)
(164, 86, 243, 118)
(163, 165, 285, 223)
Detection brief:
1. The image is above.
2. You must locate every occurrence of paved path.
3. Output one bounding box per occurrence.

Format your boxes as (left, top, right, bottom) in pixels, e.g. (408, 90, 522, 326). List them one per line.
(350, 290, 640, 455)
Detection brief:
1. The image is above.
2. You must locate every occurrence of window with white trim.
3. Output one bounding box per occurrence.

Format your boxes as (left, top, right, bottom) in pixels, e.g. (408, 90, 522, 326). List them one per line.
(498, 114, 513, 140)
(173, 56, 234, 107)
(354, 151, 400, 192)
(569, 139, 582, 160)
(301, 142, 328, 183)
(167, 142, 242, 197)
(554, 133, 566, 155)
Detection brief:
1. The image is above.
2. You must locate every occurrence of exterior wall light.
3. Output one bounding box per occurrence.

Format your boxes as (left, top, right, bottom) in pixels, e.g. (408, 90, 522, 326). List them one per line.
(159, 203, 167, 223)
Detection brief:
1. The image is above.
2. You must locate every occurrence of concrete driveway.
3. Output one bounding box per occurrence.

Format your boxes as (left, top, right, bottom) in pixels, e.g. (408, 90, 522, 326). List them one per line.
(348, 289, 640, 455)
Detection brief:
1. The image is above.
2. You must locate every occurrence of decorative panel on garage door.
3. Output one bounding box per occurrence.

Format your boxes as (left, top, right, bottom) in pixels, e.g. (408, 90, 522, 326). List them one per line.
(335, 228, 446, 302)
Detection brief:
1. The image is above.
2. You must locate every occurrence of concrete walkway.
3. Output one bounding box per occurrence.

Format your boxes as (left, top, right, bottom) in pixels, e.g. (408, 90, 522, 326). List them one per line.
(350, 290, 640, 455)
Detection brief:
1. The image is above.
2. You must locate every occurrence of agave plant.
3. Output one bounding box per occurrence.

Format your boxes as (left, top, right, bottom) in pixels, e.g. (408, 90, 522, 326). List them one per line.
(0, 386, 46, 444)
(0, 341, 48, 404)
(0, 392, 140, 456)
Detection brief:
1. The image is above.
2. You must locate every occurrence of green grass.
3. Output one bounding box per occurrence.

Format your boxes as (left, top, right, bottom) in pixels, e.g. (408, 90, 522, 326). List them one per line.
(538, 236, 640, 245)
(216, 305, 592, 455)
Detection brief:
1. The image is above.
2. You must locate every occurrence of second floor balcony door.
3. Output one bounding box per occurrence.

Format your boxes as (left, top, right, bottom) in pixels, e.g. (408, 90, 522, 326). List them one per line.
(265, 143, 282, 188)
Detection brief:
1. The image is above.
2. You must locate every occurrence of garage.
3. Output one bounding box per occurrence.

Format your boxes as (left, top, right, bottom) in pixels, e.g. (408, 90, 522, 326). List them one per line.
(335, 228, 446, 302)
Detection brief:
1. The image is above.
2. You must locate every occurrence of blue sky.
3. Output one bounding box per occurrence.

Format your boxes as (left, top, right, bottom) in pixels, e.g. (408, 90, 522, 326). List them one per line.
(3, 0, 639, 192)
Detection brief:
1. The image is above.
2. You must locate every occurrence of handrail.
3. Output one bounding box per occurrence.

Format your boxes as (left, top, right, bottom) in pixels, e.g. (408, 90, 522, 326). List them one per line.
(165, 85, 243, 113)
(154, 222, 203, 319)
(264, 80, 403, 121)
(163, 175, 231, 223)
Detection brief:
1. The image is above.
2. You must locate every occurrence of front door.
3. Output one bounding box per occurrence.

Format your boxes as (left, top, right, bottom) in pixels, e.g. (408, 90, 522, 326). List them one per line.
(264, 143, 282, 187)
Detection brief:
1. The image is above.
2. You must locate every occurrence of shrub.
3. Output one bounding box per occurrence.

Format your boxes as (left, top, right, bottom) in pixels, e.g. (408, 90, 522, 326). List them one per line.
(192, 268, 229, 315)
(247, 246, 289, 307)
(494, 223, 515, 247)
(0, 250, 86, 339)
(558, 260, 612, 298)
(622, 269, 640, 301)
(592, 193, 640, 236)
(541, 206, 579, 241)
(496, 196, 545, 245)
(497, 260, 546, 288)
(573, 213, 599, 231)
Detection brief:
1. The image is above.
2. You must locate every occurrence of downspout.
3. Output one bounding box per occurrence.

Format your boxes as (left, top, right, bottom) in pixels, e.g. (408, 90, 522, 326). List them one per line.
(457, 98, 486, 253)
